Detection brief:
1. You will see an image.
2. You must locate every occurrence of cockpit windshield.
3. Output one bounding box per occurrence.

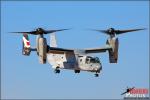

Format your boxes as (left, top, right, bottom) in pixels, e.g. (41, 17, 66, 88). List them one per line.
(86, 56, 100, 63)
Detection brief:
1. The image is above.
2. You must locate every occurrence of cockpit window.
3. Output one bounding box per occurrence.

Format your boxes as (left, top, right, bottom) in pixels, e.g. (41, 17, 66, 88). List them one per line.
(90, 58, 95, 63)
(86, 57, 100, 63)
(95, 57, 100, 63)
(80, 59, 82, 62)
(86, 57, 90, 64)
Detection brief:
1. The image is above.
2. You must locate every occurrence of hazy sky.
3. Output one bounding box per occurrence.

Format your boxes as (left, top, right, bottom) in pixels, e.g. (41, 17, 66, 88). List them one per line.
(1, 1, 149, 99)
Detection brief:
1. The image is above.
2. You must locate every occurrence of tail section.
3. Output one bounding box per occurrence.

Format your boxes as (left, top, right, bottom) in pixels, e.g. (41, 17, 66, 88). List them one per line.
(50, 33, 57, 47)
(22, 33, 31, 55)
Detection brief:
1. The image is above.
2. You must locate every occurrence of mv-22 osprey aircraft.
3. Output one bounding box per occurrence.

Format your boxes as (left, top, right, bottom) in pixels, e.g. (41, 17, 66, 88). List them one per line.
(12, 28, 145, 77)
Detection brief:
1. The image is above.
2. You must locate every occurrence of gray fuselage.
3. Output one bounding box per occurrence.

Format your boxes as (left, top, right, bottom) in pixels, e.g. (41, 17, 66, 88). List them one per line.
(47, 51, 102, 73)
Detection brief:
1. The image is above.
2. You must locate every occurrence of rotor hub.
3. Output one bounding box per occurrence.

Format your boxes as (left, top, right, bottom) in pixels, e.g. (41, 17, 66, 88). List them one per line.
(108, 28, 115, 35)
(36, 28, 44, 34)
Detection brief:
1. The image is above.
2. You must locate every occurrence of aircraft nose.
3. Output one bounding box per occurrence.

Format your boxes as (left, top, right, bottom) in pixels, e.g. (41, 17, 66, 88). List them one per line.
(96, 65, 102, 73)
(99, 66, 102, 71)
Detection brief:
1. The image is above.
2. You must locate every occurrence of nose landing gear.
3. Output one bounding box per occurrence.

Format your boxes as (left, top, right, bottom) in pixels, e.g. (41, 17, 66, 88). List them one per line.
(94, 71, 99, 77)
(74, 70, 80, 73)
(54, 67, 60, 73)
(94, 73, 99, 77)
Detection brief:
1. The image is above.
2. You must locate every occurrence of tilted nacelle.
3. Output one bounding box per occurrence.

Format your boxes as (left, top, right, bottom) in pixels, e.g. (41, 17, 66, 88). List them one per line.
(106, 37, 119, 63)
(38, 37, 47, 64)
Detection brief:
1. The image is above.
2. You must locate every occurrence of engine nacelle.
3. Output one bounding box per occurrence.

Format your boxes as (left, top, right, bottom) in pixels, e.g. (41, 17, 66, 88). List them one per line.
(38, 37, 47, 64)
(106, 37, 119, 63)
(22, 33, 31, 56)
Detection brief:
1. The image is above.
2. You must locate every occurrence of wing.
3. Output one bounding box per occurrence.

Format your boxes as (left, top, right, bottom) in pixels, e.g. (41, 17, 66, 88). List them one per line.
(47, 47, 74, 54)
(85, 45, 112, 53)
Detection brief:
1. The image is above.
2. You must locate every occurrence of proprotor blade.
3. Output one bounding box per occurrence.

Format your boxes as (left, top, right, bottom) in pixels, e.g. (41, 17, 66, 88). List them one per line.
(115, 28, 146, 35)
(89, 28, 146, 36)
(10, 31, 37, 35)
(89, 29, 109, 35)
(10, 28, 70, 35)
(10, 32, 31, 33)
(44, 28, 70, 34)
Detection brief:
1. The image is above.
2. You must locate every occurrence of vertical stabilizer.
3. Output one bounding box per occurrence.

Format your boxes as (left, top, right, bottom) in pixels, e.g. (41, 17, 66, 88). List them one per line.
(50, 33, 57, 47)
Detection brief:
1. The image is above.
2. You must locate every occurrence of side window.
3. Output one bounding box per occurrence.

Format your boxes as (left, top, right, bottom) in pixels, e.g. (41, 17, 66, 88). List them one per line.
(80, 59, 82, 62)
(86, 58, 90, 64)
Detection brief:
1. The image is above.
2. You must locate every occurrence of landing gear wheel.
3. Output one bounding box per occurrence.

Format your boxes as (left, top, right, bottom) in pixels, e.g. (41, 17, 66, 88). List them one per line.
(95, 73, 99, 77)
(43, 59, 46, 63)
(74, 70, 80, 73)
(54, 67, 60, 74)
(54, 69, 60, 73)
(56, 69, 60, 73)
